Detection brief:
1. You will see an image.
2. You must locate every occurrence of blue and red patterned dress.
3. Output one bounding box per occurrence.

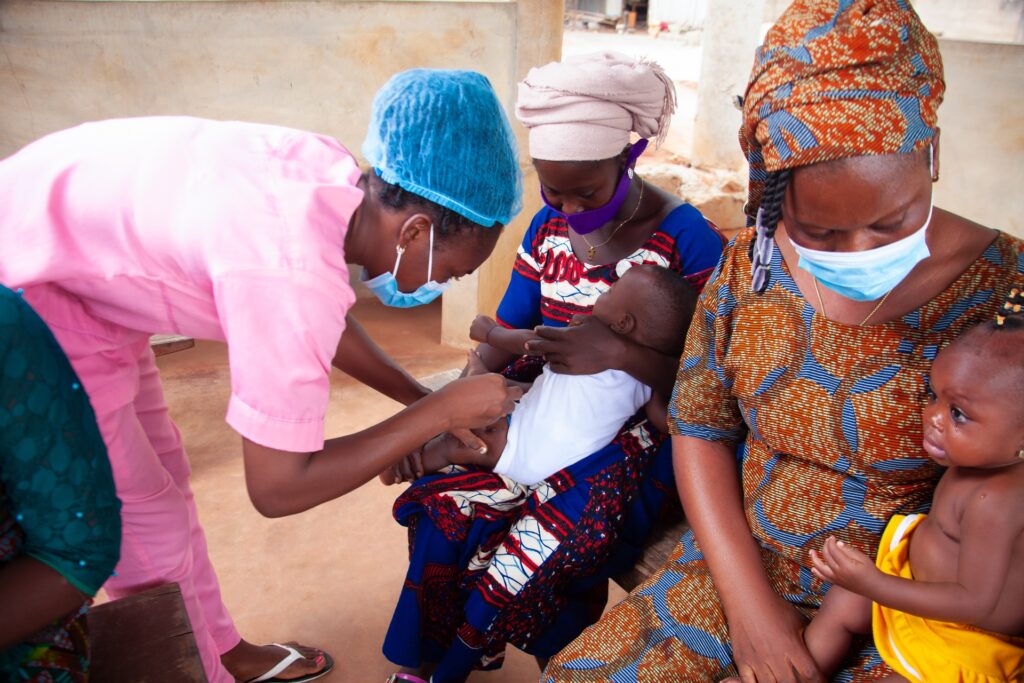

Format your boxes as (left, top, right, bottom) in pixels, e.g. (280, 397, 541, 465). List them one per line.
(383, 203, 724, 681)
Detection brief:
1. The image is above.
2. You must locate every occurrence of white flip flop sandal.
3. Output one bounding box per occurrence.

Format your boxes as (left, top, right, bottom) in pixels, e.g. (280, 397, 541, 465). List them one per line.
(245, 643, 334, 683)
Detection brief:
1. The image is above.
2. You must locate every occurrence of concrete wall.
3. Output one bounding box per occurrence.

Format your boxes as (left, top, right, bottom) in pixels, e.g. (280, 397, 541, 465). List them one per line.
(933, 38, 1024, 238)
(690, 0, 764, 171)
(439, 1, 563, 346)
(914, 0, 1024, 44)
(0, 0, 562, 346)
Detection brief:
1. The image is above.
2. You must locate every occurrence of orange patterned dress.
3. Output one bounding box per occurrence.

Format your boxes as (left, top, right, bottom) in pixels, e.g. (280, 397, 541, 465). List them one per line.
(544, 229, 1024, 682)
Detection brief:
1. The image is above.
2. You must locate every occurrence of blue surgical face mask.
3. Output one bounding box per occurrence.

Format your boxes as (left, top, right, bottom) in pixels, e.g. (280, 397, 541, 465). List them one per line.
(361, 224, 450, 307)
(792, 201, 933, 302)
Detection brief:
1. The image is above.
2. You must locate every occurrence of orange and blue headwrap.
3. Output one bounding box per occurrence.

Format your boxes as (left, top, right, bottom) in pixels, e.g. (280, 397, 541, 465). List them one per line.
(739, 0, 945, 291)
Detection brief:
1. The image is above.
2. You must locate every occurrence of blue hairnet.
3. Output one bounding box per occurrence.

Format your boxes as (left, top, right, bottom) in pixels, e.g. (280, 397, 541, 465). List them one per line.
(363, 69, 523, 227)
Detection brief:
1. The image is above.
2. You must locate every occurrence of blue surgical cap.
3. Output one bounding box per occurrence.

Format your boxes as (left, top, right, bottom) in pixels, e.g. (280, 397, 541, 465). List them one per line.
(362, 69, 523, 227)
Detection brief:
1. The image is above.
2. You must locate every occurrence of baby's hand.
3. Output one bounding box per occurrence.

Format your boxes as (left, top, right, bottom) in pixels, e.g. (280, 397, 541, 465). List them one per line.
(470, 315, 499, 344)
(810, 536, 877, 593)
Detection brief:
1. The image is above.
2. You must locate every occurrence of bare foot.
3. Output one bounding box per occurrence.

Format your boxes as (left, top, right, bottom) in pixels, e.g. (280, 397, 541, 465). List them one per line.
(466, 348, 488, 376)
(221, 639, 330, 682)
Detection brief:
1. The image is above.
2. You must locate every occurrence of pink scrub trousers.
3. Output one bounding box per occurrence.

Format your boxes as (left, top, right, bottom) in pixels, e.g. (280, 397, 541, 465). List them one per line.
(1, 117, 363, 683)
(27, 285, 238, 683)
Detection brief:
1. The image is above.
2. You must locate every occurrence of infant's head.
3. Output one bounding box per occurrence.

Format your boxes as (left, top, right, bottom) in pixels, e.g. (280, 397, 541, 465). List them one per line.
(592, 264, 698, 356)
(923, 290, 1024, 469)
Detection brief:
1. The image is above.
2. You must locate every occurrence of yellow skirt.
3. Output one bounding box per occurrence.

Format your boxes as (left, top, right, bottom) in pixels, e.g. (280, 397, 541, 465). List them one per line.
(873, 514, 1024, 682)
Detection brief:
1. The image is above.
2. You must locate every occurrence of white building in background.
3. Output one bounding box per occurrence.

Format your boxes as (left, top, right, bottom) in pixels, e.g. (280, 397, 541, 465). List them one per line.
(647, 0, 708, 28)
(585, 0, 1024, 44)
(569, 0, 624, 18)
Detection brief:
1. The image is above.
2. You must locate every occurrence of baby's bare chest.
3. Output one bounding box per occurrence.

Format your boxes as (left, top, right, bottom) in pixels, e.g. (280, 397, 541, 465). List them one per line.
(907, 475, 970, 582)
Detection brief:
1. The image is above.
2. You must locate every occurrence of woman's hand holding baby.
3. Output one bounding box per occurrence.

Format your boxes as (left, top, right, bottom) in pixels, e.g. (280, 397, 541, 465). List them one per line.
(528, 315, 628, 375)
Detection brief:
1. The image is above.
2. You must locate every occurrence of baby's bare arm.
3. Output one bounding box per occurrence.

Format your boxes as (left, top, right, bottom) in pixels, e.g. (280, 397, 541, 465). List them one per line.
(644, 393, 669, 433)
(469, 315, 540, 357)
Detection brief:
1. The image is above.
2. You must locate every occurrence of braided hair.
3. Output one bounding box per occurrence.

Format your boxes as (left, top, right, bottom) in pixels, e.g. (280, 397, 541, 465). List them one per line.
(995, 287, 1023, 330)
(947, 287, 1024, 408)
(748, 169, 792, 294)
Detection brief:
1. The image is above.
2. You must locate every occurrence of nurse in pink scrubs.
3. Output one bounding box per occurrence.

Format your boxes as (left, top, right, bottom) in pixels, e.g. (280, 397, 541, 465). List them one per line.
(0, 69, 522, 683)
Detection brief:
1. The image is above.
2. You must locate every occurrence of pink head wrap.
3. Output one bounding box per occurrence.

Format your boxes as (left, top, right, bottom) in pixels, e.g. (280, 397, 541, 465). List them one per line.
(515, 51, 677, 161)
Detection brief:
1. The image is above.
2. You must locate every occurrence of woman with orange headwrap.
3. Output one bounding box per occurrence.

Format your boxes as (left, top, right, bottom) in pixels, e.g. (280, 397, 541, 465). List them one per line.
(544, 1, 1024, 681)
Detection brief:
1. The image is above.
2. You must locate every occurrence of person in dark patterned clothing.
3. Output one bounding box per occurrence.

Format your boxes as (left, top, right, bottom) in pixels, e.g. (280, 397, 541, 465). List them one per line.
(0, 285, 121, 682)
(382, 52, 723, 683)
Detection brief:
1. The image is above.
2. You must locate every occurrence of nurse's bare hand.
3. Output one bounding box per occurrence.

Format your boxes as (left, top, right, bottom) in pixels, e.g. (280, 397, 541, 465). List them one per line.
(378, 447, 424, 485)
(437, 373, 522, 431)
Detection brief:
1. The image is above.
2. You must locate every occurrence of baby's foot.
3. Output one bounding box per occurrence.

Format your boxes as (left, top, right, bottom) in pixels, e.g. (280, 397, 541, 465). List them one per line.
(466, 348, 488, 376)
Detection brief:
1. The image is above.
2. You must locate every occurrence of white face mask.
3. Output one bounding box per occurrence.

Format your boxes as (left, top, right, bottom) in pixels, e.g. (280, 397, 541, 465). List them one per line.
(791, 201, 933, 302)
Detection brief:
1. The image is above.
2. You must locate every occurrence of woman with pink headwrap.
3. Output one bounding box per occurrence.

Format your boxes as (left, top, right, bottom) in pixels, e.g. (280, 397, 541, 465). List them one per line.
(382, 52, 723, 683)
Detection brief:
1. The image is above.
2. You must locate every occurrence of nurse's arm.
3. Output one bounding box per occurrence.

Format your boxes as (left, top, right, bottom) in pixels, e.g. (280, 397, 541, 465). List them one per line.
(242, 373, 521, 517)
(331, 314, 430, 406)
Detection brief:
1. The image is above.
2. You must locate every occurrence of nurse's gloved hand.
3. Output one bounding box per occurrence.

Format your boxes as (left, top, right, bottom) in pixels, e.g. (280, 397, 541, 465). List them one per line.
(437, 373, 522, 432)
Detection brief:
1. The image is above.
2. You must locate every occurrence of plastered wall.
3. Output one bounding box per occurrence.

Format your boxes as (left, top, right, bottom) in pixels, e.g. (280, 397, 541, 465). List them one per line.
(933, 39, 1024, 239)
(0, 0, 562, 346)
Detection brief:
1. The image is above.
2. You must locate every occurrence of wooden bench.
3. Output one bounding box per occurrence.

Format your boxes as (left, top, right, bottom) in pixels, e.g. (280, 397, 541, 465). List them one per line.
(151, 335, 195, 357)
(613, 506, 690, 592)
(89, 583, 207, 682)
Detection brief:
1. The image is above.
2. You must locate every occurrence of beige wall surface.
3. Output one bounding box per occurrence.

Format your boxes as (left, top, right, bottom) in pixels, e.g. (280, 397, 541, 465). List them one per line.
(437, 0, 562, 346)
(0, 0, 562, 345)
(0, 1, 516, 157)
(933, 38, 1024, 239)
(914, 0, 1024, 45)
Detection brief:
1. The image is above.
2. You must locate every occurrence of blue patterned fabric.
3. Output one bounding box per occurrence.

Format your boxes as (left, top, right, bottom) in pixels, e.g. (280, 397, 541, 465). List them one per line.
(543, 231, 1024, 682)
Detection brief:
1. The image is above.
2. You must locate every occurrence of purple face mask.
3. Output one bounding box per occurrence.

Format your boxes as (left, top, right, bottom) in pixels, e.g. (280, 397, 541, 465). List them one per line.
(541, 139, 649, 235)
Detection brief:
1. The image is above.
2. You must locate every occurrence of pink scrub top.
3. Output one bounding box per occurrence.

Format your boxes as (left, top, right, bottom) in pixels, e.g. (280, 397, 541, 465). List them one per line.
(0, 117, 362, 453)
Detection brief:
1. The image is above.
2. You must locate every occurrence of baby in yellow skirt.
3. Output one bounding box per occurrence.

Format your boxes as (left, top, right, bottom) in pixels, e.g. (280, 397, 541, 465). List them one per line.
(802, 290, 1024, 682)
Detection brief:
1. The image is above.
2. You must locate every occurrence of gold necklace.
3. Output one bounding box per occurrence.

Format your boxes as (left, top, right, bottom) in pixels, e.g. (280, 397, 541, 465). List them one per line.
(812, 276, 894, 326)
(580, 179, 645, 263)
